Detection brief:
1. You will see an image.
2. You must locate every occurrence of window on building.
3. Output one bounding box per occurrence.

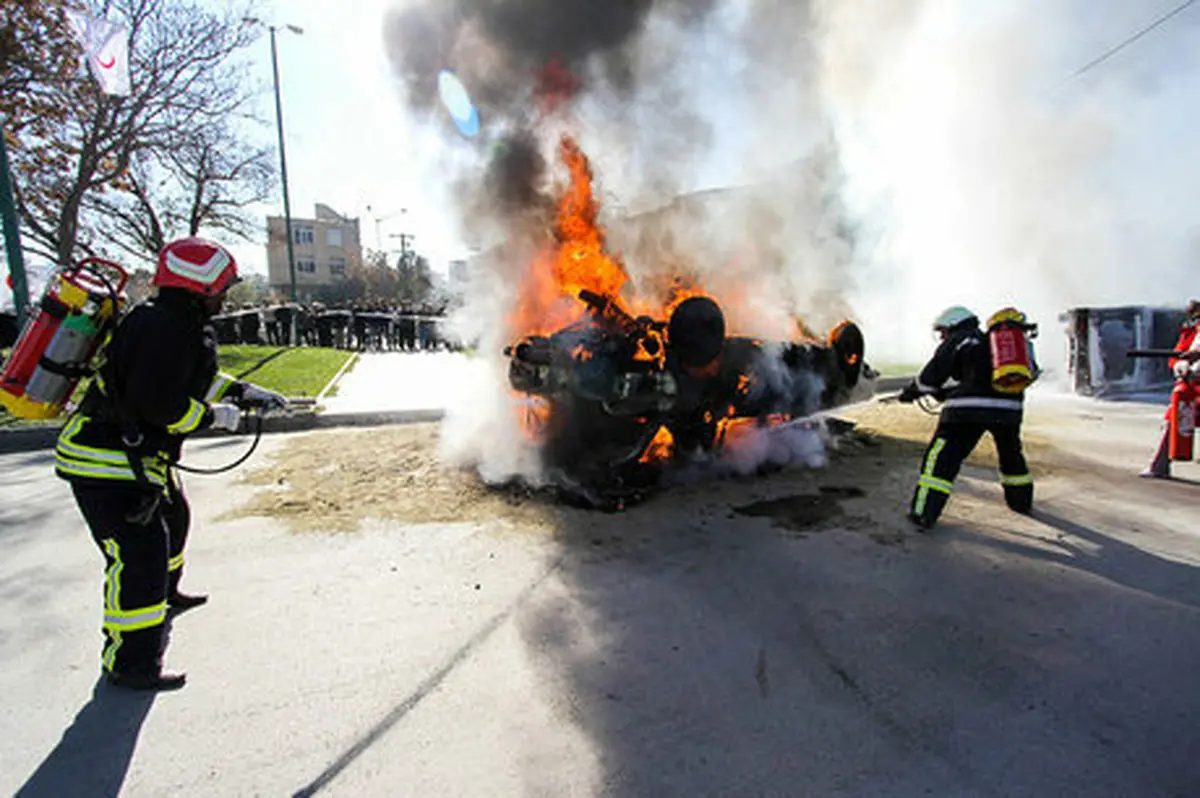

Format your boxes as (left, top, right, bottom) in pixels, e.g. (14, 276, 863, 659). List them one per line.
(326, 228, 344, 248)
(296, 259, 316, 274)
(329, 257, 347, 277)
(294, 226, 314, 245)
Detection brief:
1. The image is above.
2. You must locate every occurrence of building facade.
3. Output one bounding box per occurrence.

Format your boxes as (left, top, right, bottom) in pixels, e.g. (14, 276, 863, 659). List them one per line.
(266, 203, 363, 301)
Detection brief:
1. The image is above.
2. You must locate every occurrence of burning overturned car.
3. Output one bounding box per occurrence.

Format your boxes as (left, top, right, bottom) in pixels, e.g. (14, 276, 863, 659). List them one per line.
(500, 137, 876, 510)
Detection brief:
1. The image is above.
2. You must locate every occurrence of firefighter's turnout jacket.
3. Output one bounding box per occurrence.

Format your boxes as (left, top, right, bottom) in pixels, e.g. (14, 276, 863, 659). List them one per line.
(55, 289, 242, 486)
(911, 325, 1025, 425)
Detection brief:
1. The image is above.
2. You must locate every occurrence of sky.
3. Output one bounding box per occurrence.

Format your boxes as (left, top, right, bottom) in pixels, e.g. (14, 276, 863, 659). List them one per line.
(228, 0, 462, 276)
(227, 0, 759, 278)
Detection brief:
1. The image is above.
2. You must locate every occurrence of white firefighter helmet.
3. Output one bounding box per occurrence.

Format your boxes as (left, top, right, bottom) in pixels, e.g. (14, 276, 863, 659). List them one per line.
(932, 305, 978, 332)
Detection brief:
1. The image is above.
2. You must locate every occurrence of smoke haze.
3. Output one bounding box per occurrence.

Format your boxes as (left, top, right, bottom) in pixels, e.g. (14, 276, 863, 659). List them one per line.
(385, 0, 1200, 479)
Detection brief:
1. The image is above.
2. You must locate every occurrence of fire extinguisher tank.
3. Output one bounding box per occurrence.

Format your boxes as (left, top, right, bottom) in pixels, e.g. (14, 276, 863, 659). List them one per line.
(0, 259, 128, 420)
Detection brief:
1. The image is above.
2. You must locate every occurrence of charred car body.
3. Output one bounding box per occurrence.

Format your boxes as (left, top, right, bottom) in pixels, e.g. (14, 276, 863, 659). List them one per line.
(505, 291, 874, 508)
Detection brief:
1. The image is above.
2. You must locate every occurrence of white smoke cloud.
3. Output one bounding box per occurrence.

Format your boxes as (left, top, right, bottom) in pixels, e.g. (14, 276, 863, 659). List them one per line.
(810, 0, 1200, 370)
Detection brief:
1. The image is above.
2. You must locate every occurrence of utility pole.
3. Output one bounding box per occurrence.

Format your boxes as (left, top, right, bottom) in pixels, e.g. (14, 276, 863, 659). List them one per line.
(246, 17, 303, 342)
(0, 126, 29, 318)
(269, 27, 298, 309)
(390, 233, 416, 268)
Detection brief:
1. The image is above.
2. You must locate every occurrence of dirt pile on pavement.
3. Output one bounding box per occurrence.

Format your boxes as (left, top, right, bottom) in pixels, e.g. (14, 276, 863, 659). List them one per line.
(849, 403, 1061, 477)
(224, 424, 564, 533)
(224, 405, 1066, 538)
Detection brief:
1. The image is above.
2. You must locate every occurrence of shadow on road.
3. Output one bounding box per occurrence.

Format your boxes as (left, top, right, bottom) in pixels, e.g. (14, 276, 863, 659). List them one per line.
(15, 677, 155, 798)
(1038, 507, 1200, 608)
(507, 438, 1200, 795)
(289, 430, 1200, 796)
(950, 506, 1200, 612)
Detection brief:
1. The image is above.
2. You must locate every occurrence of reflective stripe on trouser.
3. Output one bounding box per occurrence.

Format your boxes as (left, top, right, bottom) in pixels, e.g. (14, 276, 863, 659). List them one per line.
(912, 438, 952, 517)
(991, 423, 1033, 513)
(910, 422, 987, 527)
(71, 482, 170, 675)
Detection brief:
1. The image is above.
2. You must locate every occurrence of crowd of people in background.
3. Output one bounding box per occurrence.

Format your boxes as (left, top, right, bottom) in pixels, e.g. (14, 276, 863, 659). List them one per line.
(210, 301, 463, 352)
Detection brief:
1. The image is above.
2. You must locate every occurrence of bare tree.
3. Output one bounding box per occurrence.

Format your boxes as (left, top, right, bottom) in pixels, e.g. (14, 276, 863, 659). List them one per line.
(85, 120, 274, 263)
(4, 0, 264, 266)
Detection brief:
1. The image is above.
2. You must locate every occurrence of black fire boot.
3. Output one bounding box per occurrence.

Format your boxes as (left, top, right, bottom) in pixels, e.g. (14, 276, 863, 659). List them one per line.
(106, 668, 187, 692)
(167, 591, 209, 611)
(1004, 485, 1034, 515)
(907, 512, 933, 531)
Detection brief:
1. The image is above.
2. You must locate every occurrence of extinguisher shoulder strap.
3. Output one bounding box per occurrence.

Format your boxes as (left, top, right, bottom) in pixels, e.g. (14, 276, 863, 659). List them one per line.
(83, 314, 155, 447)
(83, 353, 166, 493)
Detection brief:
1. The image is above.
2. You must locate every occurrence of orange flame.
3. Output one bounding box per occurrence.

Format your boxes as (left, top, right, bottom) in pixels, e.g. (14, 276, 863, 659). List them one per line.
(507, 136, 636, 340)
(639, 426, 675, 463)
(553, 137, 630, 301)
(508, 134, 818, 463)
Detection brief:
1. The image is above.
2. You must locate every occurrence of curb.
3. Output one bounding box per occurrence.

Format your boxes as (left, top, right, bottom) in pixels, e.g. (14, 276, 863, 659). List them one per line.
(0, 408, 448, 455)
(0, 376, 914, 456)
(315, 351, 360, 405)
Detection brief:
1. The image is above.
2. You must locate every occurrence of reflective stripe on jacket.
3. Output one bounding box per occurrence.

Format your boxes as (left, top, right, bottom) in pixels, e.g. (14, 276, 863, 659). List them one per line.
(911, 325, 1025, 425)
(55, 415, 170, 486)
(55, 290, 243, 487)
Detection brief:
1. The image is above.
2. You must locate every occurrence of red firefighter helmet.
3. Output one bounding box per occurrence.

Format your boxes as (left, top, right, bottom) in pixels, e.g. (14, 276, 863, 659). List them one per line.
(153, 237, 239, 296)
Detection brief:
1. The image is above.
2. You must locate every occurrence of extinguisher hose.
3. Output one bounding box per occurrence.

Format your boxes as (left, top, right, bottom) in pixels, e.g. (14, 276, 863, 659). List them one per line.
(175, 410, 265, 475)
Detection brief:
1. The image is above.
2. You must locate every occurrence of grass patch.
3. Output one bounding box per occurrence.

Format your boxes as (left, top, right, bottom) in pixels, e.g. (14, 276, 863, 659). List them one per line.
(0, 346, 352, 428)
(218, 345, 287, 378)
(220, 346, 354, 398)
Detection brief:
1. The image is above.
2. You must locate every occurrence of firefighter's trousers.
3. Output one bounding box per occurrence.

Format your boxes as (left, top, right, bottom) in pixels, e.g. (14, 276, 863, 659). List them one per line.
(910, 419, 1033, 528)
(162, 471, 192, 596)
(71, 473, 192, 675)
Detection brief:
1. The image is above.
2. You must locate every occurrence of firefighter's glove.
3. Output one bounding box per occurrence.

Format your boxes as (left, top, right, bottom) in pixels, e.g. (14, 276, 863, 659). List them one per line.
(210, 403, 242, 433)
(897, 384, 922, 404)
(1175, 361, 1192, 379)
(242, 383, 289, 412)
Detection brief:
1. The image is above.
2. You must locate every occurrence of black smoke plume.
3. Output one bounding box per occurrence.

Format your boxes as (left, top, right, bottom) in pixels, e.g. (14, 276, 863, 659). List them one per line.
(384, 0, 717, 119)
(384, 0, 722, 213)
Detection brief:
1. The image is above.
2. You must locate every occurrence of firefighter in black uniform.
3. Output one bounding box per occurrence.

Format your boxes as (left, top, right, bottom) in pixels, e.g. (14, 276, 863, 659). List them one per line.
(55, 238, 287, 691)
(897, 305, 1035, 530)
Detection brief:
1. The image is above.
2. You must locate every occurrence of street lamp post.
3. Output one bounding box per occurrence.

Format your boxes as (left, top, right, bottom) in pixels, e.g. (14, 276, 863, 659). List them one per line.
(246, 18, 303, 343)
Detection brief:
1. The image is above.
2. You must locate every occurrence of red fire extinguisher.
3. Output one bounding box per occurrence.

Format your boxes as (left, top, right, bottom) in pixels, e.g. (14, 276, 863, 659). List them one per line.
(1167, 375, 1197, 462)
(0, 258, 128, 420)
(986, 307, 1038, 394)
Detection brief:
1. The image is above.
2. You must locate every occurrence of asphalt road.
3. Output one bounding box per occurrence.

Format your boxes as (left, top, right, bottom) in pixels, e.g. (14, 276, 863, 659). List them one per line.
(1, 394, 1197, 797)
